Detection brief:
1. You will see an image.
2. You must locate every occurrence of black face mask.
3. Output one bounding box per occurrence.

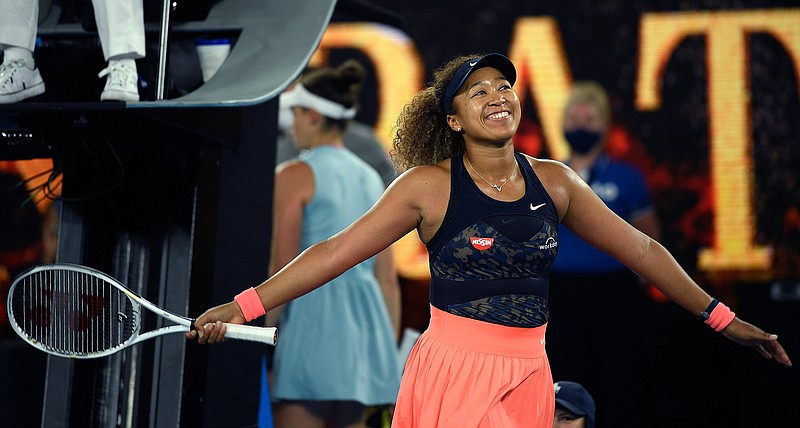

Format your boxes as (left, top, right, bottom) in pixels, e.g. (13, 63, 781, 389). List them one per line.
(564, 128, 603, 154)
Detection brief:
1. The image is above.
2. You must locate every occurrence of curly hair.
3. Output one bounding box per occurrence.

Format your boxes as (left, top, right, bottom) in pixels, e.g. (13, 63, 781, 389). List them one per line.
(390, 54, 483, 172)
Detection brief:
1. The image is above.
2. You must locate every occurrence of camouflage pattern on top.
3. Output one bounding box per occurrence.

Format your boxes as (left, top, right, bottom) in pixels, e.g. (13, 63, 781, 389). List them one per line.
(430, 217, 557, 327)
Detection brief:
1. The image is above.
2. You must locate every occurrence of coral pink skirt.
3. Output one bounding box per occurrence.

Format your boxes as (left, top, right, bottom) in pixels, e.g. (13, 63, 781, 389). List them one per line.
(392, 305, 554, 427)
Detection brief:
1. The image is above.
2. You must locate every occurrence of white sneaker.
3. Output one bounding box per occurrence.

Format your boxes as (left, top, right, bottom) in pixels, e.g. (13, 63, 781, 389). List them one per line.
(98, 62, 139, 102)
(0, 59, 46, 104)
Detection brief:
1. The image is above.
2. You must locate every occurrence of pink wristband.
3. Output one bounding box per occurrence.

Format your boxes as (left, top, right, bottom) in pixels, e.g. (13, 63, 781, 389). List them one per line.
(704, 301, 736, 332)
(234, 287, 266, 322)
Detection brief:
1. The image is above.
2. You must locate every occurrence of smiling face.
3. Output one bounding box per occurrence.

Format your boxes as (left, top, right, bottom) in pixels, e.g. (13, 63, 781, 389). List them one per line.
(446, 66, 520, 144)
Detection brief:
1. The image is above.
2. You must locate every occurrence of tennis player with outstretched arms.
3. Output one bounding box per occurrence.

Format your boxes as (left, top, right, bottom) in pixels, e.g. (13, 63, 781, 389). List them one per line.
(187, 53, 791, 428)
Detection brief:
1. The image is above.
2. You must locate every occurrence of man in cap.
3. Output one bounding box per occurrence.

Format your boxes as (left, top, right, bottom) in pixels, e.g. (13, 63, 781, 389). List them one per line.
(553, 381, 596, 428)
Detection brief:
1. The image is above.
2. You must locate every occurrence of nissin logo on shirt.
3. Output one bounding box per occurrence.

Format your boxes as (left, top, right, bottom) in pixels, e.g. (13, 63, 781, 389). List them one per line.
(470, 237, 494, 250)
(538, 237, 558, 250)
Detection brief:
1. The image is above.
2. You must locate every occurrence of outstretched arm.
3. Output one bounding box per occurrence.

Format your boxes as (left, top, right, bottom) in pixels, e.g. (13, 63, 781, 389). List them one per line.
(552, 161, 791, 367)
(187, 167, 427, 344)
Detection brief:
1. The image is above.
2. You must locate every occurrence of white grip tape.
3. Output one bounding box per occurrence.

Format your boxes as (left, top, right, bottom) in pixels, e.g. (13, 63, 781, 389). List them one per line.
(224, 324, 278, 345)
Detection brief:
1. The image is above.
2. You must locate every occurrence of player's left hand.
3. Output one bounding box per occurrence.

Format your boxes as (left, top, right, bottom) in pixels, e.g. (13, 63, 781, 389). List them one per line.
(721, 318, 792, 367)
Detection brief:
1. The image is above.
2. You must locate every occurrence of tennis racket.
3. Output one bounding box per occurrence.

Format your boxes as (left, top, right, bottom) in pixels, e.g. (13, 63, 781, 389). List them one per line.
(7, 263, 277, 359)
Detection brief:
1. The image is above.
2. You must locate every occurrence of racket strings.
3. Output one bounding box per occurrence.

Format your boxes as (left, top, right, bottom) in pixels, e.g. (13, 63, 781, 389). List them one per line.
(10, 268, 137, 356)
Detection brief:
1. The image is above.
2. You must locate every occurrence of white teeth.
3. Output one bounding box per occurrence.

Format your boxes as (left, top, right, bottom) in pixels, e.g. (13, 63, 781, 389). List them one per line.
(487, 111, 509, 120)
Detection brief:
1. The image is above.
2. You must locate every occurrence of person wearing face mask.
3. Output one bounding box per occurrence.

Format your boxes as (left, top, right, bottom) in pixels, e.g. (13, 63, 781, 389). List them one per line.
(186, 56, 790, 428)
(546, 81, 661, 428)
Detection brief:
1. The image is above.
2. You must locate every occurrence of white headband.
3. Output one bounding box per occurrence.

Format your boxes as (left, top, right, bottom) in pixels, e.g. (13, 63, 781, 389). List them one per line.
(279, 83, 358, 120)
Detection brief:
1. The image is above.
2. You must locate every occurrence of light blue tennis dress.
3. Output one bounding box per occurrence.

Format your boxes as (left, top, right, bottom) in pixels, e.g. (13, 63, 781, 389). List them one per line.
(271, 145, 401, 405)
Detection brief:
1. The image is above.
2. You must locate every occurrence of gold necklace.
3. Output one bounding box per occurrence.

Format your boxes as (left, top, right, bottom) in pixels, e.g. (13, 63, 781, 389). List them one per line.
(465, 155, 516, 192)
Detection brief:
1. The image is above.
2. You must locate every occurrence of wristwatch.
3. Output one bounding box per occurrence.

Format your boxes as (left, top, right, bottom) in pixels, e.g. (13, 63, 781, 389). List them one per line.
(699, 298, 720, 321)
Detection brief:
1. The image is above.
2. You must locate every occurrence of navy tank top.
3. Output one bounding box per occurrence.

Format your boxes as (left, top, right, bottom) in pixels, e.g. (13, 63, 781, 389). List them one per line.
(426, 153, 560, 327)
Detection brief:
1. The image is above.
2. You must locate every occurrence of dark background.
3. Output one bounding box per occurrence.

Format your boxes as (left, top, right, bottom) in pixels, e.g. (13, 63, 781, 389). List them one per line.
(334, 1, 800, 427)
(0, 1, 798, 427)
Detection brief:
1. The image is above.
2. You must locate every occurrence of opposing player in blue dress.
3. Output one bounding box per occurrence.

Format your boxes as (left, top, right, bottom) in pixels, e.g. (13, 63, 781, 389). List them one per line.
(264, 60, 401, 428)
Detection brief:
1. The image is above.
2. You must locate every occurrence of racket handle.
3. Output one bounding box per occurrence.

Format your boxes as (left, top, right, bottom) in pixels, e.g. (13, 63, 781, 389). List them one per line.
(224, 324, 278, 345)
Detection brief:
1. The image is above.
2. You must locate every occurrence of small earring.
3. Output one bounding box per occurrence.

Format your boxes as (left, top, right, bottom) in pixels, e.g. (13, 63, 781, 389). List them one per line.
(454, 127, 461, 132)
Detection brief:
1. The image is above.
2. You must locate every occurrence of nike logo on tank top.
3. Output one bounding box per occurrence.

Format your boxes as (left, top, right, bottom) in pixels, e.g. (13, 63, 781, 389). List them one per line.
(426, 153, 560, 327)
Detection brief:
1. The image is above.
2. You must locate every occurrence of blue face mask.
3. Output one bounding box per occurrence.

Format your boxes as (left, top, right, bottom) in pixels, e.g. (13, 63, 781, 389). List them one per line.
(564, 129, 603, 154)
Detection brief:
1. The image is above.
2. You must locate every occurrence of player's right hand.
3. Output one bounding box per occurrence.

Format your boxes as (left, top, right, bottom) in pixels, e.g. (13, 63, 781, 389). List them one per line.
(185, 301, 246, 344)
